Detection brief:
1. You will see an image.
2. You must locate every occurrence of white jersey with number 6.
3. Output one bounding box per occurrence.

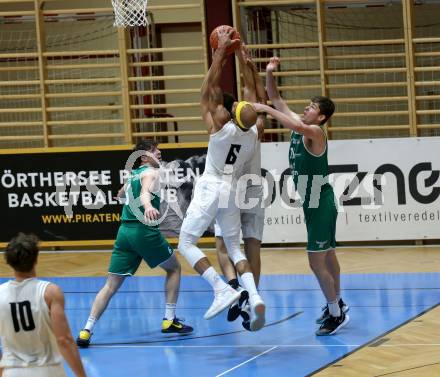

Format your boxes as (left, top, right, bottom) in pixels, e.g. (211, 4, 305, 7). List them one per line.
(204, 120, 258, 178)
(0, 278, 64, 369)
(181, 121, 258, 238)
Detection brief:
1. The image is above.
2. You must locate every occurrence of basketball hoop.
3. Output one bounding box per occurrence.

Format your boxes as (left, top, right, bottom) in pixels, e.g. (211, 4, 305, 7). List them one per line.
(111, 0, 149, 27)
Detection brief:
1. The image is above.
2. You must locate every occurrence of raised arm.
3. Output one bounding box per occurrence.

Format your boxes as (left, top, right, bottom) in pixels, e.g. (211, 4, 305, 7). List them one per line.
(201, 29, 239, 133)
(45, 284, 87, 377)
(236, 44, 267, 138)
(265, 57, 291, 116)
(250, 55, 268, 139)
(235, 43, 257, 102)
(254, 103, 324, 142)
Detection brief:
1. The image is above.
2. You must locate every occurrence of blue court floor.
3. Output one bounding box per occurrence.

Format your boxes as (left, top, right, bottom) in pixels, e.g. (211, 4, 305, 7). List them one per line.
(3, 273, 440, 376)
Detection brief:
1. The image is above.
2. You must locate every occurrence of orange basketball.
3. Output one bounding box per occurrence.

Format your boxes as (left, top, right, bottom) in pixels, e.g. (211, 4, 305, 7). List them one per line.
(209, 25, 241, 55)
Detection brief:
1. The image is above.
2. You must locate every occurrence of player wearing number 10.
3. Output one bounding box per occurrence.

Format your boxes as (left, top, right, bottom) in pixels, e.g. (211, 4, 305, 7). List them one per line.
(178, 27, 266, 330)
(0, 233, 86, 377)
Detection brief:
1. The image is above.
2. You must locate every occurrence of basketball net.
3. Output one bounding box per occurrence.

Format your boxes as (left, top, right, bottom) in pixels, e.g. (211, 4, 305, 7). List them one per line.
(111, 0, 149, 27)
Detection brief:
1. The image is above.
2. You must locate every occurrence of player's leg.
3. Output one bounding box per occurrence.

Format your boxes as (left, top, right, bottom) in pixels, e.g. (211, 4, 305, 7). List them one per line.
(215, 232, 237, 282)
(239, 209, 264, 329)
(306, 205, 349, 336)
(158, 254, 193, 334)
(76, 273, 127, 347)
(76, 225, 141, 347)
(243, 237, 261, 285)
(126, 225, 193, 334)
(241, 206, 265, 287)
(308, 251, 348, 335)
(215, 224, 249, 322)
(308, 251, 338, 307)
(217, 207, 265, 331)
(325, 249, 349, 315)
(325, 249, 340, 299)
(178, 178, 240, 320)
(316, 201, 349, 324)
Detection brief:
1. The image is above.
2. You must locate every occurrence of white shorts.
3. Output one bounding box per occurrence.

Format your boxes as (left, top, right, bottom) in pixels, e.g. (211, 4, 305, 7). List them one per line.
(3, 364, 66, 377)
(215, 185, 265, 241)
(181, 175, 240, 238)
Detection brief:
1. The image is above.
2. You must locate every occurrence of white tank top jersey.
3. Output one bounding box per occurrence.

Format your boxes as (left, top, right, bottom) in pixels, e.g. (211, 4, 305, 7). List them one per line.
(0, 278, 63, 368)
(239, 140, 262, 186)
(204, 121, 258, 179)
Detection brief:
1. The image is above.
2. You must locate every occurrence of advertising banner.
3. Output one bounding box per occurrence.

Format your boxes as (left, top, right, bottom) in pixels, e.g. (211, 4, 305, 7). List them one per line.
(0, 146, 208, 244)
(261, 137, 440, 242)
(1, 137, 439, 245)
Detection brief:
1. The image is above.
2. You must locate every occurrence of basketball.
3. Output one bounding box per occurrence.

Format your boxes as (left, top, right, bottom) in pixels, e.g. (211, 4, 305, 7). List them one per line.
(209, 25, 241, 55)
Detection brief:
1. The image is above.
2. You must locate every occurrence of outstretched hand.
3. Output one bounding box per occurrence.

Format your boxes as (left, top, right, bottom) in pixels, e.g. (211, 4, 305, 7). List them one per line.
(217, 27, 240, 51)
(266, 56, 280, 72)
(217, 27, 232, 48)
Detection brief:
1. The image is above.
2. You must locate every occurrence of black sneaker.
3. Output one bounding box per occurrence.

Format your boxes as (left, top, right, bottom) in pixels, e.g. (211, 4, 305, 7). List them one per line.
(316, 299, 349, 324)
(240, 302, 251, 331)
(227, 288, 249, 322)
(316, 305, 330, 324)
(316, 312, 350, 336)
(161, 318, 193, 334)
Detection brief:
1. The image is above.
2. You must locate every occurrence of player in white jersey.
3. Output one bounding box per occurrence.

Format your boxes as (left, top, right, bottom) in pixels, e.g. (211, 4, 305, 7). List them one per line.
(215, 44, 266, 328)
(0, 233, 86, 377)
(178, 28, 266, 331)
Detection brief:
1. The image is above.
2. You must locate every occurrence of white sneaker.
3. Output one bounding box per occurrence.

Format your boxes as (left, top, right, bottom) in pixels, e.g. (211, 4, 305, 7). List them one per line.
(204, 286, 241, 320)
(249, 294, 266, 331)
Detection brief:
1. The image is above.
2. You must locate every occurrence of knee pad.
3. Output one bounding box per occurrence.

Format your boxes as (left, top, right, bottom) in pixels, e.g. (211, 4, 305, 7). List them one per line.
(223, 235, 247, 265)
(178, 231, 206, 268)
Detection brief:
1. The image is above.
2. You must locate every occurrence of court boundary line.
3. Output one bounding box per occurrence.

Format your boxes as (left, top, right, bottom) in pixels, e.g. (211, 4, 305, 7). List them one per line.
(9, 244, 439, 254)
(65, 304, 438, 311)
(307, 302, 440, 376)
(60, 287, 440, 294)
(88, 311, 302, 346)
(215, 346, 278, 377)
(89, 343, 440, 349)
(374, 361, 440, 377)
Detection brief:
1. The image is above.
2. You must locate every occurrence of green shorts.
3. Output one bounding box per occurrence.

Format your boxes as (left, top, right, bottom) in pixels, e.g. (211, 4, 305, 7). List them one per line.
(108, 222, 174, 275)
(304, 192, 338, 252)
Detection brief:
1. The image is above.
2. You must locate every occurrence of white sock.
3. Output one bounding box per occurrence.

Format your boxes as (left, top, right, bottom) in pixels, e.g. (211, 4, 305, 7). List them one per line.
(336, 292, 341, 301)
(240, 272, 258, 297)
(165, 303, 176, 320)
(202, 267, 228, 292)
(84, 316, 97, 332)
(328, 300, 341, 317)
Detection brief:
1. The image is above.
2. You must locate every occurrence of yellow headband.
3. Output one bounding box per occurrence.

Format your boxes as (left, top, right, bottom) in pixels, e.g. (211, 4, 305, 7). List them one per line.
(235, 101, 252, 130)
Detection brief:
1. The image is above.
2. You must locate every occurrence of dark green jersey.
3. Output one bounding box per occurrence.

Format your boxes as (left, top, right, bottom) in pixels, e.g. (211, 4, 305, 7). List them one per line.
(288, 131, 333, 209)
(121, 165, 160, 224)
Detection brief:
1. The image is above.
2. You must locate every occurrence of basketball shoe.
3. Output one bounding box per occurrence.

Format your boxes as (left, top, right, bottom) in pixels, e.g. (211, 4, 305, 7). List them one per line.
(227, 287, 249, 322)
(204, 285, 241, 320)
(316, 312, 350, 336)
(161, 318, 193, 334)
(316, 299, 349, 324)
(76, 329, 92, 348)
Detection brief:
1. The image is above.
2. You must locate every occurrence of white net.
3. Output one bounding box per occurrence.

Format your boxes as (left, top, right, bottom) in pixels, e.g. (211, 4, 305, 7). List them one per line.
(111, 0, 149, 27)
